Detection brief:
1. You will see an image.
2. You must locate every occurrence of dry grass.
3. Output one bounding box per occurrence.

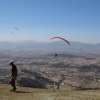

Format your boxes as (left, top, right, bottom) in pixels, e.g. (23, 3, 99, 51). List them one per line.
(0, 84, 100, 100)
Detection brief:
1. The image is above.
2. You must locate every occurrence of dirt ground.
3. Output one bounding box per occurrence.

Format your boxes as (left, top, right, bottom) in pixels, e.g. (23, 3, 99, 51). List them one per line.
(0, 84, 100, 100)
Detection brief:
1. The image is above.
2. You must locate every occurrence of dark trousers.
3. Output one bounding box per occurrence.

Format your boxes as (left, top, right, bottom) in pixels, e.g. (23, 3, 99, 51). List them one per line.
(10, 78, 16, 90)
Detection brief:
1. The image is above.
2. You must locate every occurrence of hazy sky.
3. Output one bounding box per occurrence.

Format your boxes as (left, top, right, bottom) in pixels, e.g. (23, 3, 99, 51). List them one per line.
(0, 0, 100, 43)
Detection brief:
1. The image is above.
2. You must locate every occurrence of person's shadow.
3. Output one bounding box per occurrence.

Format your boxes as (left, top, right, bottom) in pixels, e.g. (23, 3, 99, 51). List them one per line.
(15, 90, 32, 93)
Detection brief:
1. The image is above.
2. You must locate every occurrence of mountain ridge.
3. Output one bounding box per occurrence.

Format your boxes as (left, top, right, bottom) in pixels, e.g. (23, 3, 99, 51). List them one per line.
(0, 40, 100, 53)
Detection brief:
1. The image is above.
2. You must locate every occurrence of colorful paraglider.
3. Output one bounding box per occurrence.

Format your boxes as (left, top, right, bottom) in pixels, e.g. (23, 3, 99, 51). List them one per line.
(50, 36, 70, 58)
(50, 36, 70, 46)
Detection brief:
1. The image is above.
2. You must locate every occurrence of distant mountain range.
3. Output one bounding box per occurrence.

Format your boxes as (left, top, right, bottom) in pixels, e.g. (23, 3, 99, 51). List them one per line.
(0, 40, 100, 53)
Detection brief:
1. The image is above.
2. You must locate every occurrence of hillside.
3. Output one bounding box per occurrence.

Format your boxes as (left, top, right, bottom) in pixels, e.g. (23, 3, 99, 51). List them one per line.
(0, 83, 100, 100)
(0, 49, 100, 90)
(0, 41, 100, 100)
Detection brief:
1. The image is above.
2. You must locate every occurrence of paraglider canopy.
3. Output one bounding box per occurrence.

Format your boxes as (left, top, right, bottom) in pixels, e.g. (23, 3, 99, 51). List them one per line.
(12, 26, 18, 30)
(50, 36, 70, 46)
(11, 26, 18, 34)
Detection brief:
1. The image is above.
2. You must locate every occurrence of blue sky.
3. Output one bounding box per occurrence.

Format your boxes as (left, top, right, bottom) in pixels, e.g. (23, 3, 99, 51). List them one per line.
(0, 0, 100, 43)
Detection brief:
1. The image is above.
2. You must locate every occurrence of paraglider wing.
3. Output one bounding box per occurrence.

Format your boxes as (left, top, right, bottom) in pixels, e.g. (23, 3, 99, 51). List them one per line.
(12, 27, 18, 30)
(50, 36, 70, 46)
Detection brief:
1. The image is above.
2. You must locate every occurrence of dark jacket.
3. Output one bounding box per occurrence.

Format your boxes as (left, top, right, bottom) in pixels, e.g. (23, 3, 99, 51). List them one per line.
(11, 64, 17, 78)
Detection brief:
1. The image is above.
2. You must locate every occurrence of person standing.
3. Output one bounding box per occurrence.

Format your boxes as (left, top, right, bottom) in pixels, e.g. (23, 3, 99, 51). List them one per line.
(9, 60, 17, 91)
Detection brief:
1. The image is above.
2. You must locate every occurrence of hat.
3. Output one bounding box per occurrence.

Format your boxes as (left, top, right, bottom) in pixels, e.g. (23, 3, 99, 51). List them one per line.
(9, 60, 14, 64)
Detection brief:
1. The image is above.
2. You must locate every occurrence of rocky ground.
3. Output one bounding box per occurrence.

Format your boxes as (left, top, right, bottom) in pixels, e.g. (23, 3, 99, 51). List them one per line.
(0, 83, 100, 100)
